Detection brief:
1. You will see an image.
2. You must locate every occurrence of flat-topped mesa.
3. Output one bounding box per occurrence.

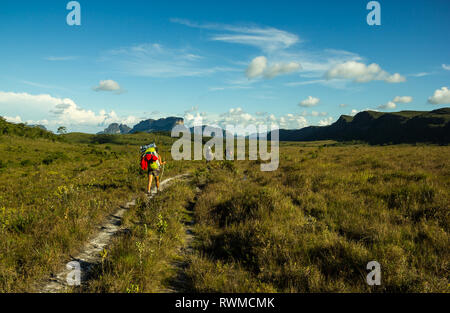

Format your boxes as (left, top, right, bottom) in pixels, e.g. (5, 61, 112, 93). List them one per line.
(129, 117, 184, 133)
(272, 108, 450, 144)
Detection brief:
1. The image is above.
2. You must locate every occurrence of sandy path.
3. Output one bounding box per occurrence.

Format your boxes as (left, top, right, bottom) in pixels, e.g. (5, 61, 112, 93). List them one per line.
(39, 174, 189, 293)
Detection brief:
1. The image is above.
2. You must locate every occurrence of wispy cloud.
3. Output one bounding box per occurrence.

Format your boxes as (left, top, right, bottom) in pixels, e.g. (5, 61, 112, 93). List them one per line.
(20, 80, 69, 92)
(102, 43, 238, 78)
(410, 72, 432, 77)
(171, 18, 299, 52)
(44, 56, 79, 61)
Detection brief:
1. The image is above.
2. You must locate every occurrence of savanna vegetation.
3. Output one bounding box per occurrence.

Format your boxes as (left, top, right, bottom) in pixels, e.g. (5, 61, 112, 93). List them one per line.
(84, 142, 449, 293)
(0, 122, 198, 292)
(0, 118, 448, 293)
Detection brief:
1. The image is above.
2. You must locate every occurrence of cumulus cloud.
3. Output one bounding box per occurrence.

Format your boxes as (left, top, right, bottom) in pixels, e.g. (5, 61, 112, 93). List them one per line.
(4, 115, 49, 126)
(377, 101, 397, 110)
(428, 87, 450, 104)
(245, 56, 301, 79)
(51, 100, 139, 127)
(183, 106, 309, 131)
(442, 64, 450, 71)
(4, 115, 23, 123)
(318, 117, 333, 126)
(93, 80, 123, 93)
(246, 56, 267, 79)
(0, 91, 139, 131)
(385, 73, 406, 83)
(393, 96, 413, 103)
(377, 95, 413, 110)
(325, 61, 405, 83)
(299, 96, 320, 107)
(350, 109, 360, 116)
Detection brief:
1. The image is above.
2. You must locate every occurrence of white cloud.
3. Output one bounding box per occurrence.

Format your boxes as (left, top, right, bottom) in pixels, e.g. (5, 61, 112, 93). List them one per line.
(393, 96, 413, 103)
(171, 18, 299, 52)
(245, 56, 301, 79)
(325, 61, 405, 83)
(0, 91, 139, 131)
(299, 96, 320, 107)
(428, 87, 450, 104)
(411, 72, 431, 77)
(264, 62, 301, 78)
(44, 56, 78, 61)
(442, 64, 450, 71)
(4, 115, 23, 123)
(93, 80, 122, 93)
(377, 95, 413, 110)
(246, 56, 267, 79)
(183, 106, 308, 130)
(211, 27, 299, 52)
(301, 111, 328, 117)
(377, 101, 397, 110)
(350, 109, 360, 116)
(103, 43, 238, 78)
(318, 117, 333, 126)
(51, 101, 138, 127)
(385, 73, 406, 83)
(312, 111, 328, 117)
(339, 103, 348, 107)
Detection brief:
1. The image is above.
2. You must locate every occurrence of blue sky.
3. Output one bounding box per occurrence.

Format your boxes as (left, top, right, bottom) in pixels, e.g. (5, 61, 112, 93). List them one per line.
(0, 0, 449, 133)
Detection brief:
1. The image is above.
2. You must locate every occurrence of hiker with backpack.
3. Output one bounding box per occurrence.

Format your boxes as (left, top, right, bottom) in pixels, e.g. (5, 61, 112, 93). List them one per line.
(140, 143, 166, 194)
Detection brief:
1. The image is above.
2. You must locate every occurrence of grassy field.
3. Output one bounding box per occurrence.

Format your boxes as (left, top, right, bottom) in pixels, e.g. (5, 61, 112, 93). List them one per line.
(0, 121, 448, 292)
(84, 142, 449, 293)
(0, 126, 198, 292)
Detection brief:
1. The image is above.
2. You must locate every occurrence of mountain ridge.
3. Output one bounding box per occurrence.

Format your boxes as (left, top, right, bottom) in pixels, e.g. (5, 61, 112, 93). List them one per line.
(270, 108, 450, 144)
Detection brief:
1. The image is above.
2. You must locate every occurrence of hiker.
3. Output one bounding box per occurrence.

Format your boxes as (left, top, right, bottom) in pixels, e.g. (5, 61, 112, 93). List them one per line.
(140, 143, 166, 194)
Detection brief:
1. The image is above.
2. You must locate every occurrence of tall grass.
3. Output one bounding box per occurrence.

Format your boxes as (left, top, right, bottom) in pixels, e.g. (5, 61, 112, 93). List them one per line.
(185, 144, 449, 292)
(0, 131, 198, 292)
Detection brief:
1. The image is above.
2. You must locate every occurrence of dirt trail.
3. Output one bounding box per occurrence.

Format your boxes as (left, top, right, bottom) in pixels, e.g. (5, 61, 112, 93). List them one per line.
(39, 174, 189, 293)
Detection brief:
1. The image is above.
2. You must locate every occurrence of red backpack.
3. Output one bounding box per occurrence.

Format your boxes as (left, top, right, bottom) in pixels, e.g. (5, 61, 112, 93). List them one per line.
(140, 153, 158, 171)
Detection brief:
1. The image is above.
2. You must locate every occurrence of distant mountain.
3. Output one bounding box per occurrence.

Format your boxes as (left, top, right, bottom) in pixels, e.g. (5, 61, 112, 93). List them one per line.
(98, 123, 131, 134)
(189, 125, 234, 138)
(270, 108, 450, 144)
(30, 124, 47, 131)
(129, 117, 184, 134)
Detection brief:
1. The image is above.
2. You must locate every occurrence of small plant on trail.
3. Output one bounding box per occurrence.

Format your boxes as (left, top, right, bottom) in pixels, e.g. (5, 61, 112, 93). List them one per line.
(126, 283, 140, 293)
(135, 241, 145, 268)
(100, 248, 108, 274)
(156, 213, 168, 246)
